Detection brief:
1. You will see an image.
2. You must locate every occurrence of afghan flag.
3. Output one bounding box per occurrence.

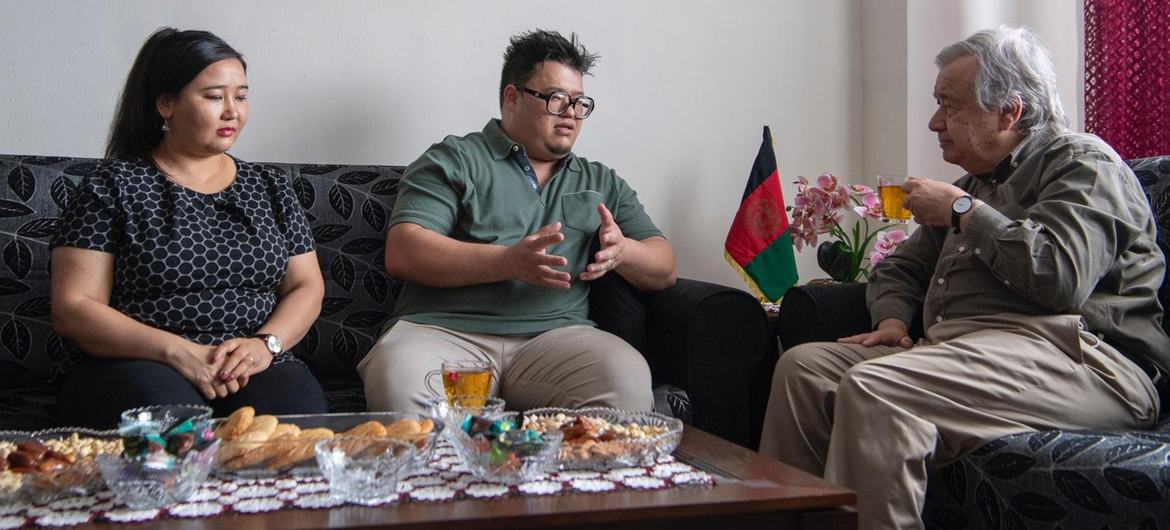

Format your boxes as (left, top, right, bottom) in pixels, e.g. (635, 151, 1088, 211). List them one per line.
(724, 126, 799, 302)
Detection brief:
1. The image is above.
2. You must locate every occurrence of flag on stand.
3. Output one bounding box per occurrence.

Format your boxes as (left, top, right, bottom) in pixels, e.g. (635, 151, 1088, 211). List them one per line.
(724, 126, 799, 302)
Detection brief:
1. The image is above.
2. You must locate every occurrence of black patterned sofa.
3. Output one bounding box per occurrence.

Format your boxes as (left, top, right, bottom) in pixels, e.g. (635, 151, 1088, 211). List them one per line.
(775, 156, 1170, 528)
(0, 154, 772, 448)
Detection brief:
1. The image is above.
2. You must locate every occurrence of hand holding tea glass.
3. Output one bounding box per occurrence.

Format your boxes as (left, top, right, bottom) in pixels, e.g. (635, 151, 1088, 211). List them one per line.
(877, 175, 912, 223)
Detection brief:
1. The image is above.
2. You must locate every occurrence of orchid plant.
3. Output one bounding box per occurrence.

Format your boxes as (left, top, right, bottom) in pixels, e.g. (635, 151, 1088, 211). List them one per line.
(788, 173, 907, 282)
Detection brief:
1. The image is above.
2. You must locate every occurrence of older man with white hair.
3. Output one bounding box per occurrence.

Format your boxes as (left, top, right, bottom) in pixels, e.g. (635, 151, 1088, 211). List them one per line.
(760, 26, 1169, 530)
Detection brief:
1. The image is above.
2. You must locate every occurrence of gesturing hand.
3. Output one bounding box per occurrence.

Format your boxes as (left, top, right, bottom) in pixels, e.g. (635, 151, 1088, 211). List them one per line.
(580, 204, 625, 281)
(505, 222, 572, 289)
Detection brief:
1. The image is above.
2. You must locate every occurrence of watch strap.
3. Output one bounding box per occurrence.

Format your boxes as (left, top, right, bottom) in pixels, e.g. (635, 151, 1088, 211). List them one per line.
(951, 195, 974, 235)
(254, 333, 281, 356)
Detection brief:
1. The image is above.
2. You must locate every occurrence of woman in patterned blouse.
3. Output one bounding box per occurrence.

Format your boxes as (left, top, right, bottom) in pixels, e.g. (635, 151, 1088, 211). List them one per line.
(50, 28, 328, 427)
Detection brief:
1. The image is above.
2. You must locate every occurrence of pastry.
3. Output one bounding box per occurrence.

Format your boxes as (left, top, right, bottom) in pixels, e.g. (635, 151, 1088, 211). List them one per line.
(235, 415, 278, 441)
(384, 418, 421, 438)
(342, 420, 387, 437)
(264, 428, 334, 470)
(215, 406, 255, 440)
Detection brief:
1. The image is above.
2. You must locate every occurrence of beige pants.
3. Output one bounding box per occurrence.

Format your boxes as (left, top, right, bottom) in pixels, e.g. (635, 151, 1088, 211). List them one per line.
(358, 320, 654, 414)
(759, 313, 1158, 530)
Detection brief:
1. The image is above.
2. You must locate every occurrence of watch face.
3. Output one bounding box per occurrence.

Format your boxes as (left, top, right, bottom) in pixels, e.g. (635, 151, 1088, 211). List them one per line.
(954, 196, 974, 214)
(265, 335, 283, 354)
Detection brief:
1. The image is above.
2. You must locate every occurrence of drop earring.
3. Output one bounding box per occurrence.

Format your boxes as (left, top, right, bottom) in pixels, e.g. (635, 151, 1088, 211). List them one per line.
(161, 119, 170, 132)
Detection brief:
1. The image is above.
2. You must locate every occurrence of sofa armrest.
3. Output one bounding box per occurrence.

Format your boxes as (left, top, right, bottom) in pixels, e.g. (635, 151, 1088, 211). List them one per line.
(777, 283, 871, 348)
(777, 282, 926, 349)
(644, 278, 770, 447)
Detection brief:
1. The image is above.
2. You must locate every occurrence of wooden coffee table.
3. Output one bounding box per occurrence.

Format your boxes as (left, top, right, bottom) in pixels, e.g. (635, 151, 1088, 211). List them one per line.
(78, 426, 856, 530)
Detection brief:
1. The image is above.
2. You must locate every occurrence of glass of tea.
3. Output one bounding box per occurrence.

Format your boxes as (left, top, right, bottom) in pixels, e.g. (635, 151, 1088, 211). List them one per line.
(424, 360, 495, 405)
(877, 175, 912, 223)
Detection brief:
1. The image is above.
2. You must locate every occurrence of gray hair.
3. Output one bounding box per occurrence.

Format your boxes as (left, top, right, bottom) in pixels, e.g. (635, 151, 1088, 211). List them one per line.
(935, 25, 1068, 136)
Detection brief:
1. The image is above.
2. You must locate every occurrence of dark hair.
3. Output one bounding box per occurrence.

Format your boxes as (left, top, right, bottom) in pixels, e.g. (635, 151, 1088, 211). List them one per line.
(499, 29, 599, 107)
(105, 28, 246, 160)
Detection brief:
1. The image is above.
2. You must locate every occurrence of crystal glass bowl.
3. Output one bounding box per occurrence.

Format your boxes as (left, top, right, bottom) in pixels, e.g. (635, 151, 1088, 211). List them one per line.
(521, 407, 684, 470)
(97, 439, 220, 509)
(0, 427, 123, 504)
(119, 404, 214, 430)
(425, 395, 505, 435)
(376, 412, 445, 470)
(448, 412, 563, 484)
(315, 436, 415, 506)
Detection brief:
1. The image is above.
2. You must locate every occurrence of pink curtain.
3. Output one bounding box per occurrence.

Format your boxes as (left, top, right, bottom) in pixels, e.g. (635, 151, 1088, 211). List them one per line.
(1084, 0, 1170, 159)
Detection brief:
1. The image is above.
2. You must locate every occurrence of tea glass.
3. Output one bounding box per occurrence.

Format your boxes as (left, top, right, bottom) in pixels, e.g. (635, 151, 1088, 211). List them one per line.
(876, 175, 912, 223)
(424, 360, 496, 404)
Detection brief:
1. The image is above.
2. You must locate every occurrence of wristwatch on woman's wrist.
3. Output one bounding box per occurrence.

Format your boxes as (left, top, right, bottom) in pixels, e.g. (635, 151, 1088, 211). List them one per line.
(255, 333, 283, 356)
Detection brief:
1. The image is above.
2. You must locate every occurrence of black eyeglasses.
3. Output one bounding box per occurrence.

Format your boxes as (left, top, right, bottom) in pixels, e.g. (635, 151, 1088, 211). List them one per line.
(516, 85, 595, 119)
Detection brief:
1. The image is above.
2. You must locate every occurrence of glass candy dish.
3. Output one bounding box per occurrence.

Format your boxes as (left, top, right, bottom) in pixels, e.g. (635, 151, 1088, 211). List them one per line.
(448, 412, 563, 484)
(120, 404, 214, 430)
(0, 427, 124, 504)
(521, 407, 684, 470)
(425, 395, 506, 436)
(315, 436, 415, 506)
(97, 439, 220, 509)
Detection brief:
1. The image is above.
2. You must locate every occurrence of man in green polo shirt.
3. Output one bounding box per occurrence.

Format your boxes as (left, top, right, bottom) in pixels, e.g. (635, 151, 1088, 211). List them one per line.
(358, 29, 677, 414)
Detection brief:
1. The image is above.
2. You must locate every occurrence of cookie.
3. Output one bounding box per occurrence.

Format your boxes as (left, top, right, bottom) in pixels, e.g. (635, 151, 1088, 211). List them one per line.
(214, 406, 255, 440)
(342, 421, 387, 437)
(235, 415, 278, 442)
(265, 428, 334, 470)
(384, 418, 422, 438)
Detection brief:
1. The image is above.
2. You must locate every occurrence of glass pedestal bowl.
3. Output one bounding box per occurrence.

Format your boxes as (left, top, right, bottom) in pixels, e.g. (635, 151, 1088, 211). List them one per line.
(448, 412, 563, 484)
(97, 439, 220, 510)
(314, 436, 415, 506)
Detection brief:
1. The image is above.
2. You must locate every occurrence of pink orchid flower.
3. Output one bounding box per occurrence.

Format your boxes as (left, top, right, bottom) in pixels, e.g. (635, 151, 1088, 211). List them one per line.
(852, 192, 883, 219)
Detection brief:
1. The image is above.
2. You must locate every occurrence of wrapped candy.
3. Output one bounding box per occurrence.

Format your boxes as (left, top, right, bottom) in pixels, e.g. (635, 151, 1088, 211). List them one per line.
(461, 415, 548, 469)
(118, 413, 216, 469)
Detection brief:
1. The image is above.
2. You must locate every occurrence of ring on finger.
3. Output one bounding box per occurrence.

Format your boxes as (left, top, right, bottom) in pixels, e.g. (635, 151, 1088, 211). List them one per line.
(246, 355, 254, 365)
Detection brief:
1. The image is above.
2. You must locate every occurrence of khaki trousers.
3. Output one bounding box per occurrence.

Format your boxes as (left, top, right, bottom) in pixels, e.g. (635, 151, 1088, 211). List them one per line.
(358, 320, 654, 414)
(759, 313, 1158, 530)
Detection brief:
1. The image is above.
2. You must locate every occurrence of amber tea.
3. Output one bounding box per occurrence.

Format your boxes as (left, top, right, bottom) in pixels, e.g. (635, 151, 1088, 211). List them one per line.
(877, 175, 911, 223)
(441, 366, 493, 401)
(425, 360, 495, 405)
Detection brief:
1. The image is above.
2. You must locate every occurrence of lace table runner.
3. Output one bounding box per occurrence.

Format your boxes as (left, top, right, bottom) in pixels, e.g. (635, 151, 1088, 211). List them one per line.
(0, 440, 714, 528)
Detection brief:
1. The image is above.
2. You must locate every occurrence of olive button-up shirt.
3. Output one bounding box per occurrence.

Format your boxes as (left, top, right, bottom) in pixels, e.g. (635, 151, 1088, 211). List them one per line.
(868, 130, 1170, 375)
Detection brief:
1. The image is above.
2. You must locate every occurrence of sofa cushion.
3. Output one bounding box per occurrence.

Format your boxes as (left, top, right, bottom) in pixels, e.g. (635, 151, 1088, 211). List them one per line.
(1132, 155, 1170, 337)
(924, 422, 1170, 529)
(256, 163, 405, 380)
(0, 156, 85, 389)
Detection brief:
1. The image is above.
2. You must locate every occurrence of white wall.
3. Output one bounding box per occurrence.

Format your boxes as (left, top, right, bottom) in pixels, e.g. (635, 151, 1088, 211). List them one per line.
(904, 0, 1082, 181)
(0, 0, 859, 289)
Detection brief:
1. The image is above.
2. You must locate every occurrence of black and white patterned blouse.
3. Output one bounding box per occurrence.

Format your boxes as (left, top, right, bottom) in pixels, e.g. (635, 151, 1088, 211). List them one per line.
(51, 157, 315, 346)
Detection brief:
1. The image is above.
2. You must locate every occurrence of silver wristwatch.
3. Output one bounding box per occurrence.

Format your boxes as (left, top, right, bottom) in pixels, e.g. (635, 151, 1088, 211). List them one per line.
(255, 333, 283, 356)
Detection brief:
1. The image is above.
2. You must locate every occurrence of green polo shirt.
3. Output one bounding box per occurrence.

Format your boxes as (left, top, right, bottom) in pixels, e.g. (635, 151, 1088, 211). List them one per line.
(387, 119, 664, 335)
